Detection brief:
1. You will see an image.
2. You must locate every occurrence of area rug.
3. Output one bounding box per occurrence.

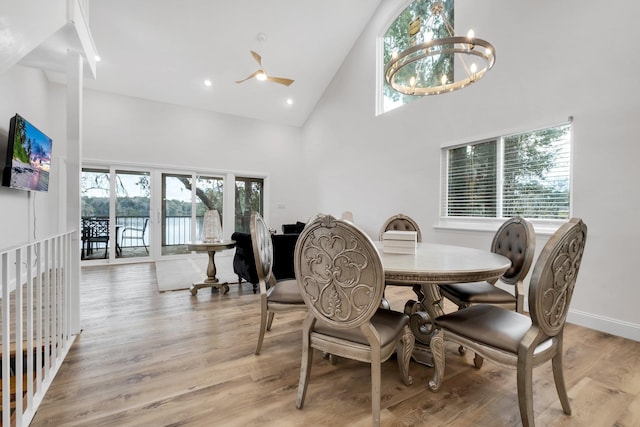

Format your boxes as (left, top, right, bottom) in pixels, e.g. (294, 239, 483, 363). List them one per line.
(154, 254, 236, 292)
(155, 257, 206, 292)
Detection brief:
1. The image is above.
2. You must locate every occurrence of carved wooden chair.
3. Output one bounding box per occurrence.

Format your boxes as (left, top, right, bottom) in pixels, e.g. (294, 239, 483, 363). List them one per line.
(440, 216, 535, 315)
(379, 213, 422, 242)
(294, 214, 414, 427)
(251, 212, 306, 355)
(429, 217, 587, 427)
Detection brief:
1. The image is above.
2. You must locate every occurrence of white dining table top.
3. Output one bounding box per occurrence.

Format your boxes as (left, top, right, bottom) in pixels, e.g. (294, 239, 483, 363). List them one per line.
(375, 241, 512, 285)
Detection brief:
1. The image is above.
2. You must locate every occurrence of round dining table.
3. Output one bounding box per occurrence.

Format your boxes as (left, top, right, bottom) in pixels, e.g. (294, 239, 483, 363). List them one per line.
(375, 241, 512, 373)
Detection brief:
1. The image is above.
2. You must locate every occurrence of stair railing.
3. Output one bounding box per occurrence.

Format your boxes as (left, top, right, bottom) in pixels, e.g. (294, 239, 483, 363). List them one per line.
(1, 231, 78, 426)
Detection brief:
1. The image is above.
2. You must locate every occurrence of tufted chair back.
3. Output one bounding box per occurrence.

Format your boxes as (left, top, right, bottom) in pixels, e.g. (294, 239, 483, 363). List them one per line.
(379, 213, 422, 242)
(491, 217, 535, 285)
(251, 212, 276, 291)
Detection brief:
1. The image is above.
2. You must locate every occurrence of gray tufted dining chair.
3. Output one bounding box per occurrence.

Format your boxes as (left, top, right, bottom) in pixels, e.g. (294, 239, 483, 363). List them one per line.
(294, 214, 414, 427)
(379, 213, 423, 310)
(251, 212, 306, 355)
(440, 216, 535, 315)
(429, 217, 587, 427)
(379, 213, 422, 242)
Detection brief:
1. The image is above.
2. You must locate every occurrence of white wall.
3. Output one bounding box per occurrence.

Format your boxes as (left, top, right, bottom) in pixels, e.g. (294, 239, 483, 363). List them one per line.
(3, 0, 638, 341)
(55, 88, 315, 231)
(302, 0, 640, 340)
(0, 65, 63, 249)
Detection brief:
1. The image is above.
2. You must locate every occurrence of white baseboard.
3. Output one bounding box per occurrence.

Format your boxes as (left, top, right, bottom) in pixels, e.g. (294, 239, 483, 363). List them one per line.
(567, 309, 640, 342)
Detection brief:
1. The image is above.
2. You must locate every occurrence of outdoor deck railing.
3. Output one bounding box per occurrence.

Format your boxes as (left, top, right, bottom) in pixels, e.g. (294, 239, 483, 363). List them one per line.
(81, 214, 250, 253)
(1, 231, 77, 426)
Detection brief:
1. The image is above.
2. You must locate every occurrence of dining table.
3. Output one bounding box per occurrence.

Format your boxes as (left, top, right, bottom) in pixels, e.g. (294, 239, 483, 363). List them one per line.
(375, 241, 511, 390)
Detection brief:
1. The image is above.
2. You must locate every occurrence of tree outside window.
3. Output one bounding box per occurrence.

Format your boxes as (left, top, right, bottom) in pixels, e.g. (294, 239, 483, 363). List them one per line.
(382, 0, 454, 112)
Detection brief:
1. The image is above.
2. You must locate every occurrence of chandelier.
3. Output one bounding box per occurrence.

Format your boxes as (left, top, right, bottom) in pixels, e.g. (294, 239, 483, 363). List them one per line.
(385, 2, 495, 96)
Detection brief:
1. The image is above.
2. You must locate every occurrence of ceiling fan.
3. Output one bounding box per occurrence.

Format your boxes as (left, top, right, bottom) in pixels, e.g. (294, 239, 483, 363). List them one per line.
(235, 33, 294, 87)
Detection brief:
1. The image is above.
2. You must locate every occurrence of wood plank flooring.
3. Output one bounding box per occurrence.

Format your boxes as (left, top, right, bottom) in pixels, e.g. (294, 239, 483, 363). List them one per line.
(29, 263, 640, 426)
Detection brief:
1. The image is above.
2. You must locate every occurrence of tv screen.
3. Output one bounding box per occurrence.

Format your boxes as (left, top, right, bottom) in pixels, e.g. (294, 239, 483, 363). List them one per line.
(2, 114, 52, 192)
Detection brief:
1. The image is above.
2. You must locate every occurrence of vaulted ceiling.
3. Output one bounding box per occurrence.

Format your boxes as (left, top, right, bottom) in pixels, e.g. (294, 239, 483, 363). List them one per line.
(60, 1, 384, 127)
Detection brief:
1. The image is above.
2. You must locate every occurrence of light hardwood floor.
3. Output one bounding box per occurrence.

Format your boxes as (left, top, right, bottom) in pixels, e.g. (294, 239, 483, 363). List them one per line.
(30, 263, 640, 426)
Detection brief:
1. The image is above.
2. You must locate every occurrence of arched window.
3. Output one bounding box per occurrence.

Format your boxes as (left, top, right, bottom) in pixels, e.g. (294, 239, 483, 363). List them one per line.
(381, 0, 454, 113)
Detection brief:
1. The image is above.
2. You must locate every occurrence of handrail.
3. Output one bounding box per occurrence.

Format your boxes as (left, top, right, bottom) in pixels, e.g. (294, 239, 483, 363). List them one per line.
(1, 231, 78, 426)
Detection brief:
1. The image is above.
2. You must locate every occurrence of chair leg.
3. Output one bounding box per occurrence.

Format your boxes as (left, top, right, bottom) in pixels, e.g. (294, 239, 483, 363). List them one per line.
(297, 317, 315, 410)
(266, 311, 275, 331)
(473, 353, 484, 369)
(552, 342, 571, 415)
(517, 359, 535, 427)
(255, 300, 268, 355)
(396, 325, 414, 386)
(371, 348, 381, 427)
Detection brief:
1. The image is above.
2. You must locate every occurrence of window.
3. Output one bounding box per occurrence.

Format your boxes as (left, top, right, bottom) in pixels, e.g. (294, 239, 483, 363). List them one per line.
(443, 122, 572, 220)
(381, 0, 454, 113)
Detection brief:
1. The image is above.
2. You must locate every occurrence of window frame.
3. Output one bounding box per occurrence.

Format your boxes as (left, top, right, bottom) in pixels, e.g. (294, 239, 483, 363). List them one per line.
(377, 0, 455, 116)
(438, 120, 573, 235)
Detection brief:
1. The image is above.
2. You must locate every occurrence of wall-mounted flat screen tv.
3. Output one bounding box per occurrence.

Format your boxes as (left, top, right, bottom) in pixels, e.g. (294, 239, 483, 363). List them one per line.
(2, 114, 52, 192)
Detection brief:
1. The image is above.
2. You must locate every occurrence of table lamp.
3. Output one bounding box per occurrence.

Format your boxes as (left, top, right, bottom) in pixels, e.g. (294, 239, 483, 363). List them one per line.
(201, 209, 222, 242)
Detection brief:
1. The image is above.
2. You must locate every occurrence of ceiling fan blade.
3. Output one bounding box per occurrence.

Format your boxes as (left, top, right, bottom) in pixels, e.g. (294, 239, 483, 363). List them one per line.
(250, 50, 262, 66)
(235, 70, 260, 84)
(266, 76, 295, 86)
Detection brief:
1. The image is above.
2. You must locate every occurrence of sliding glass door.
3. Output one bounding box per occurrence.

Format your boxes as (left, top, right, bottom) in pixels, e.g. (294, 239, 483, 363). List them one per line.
(161, 173, 224, 255)
(81, 168, 110, 260)
(234, 176, 263, 233)
(116, 170, 151, 259)
(81, 167, 152, 261)
(82, 164, 264, 262)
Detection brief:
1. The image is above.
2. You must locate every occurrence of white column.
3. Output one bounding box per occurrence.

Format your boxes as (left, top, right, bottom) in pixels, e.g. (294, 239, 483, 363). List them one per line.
(66, 50, 83, 334)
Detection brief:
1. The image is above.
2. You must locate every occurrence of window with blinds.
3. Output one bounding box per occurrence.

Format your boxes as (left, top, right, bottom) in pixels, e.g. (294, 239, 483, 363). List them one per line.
(443, 122, 571, 220)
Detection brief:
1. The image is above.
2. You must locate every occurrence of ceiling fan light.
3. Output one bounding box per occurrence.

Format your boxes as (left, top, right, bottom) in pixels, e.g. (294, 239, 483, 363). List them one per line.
(256, 71, 267, 81)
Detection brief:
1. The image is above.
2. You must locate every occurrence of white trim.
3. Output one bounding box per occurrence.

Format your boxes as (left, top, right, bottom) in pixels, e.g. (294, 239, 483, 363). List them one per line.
(435, 217, 564, 236)
(439, 117, 575, 149)
(82, 157, 268, 180)
(568, 309, 640, 343)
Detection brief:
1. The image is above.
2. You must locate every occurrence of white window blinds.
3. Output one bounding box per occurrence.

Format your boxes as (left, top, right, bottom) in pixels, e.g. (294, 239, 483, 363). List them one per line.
(443, 122, 571, 220)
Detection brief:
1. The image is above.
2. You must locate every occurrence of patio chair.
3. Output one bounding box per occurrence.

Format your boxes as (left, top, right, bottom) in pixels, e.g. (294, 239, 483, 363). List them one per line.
(121, 218, 149, 253)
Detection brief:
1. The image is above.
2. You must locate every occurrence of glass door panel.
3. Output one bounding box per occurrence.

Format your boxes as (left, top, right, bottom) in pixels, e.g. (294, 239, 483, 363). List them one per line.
(162, 174, 193, 256)
(80, 168, 110, 260)
(195, 175, 224, 239)
(234, 177, 263, 233)
(116, 170, 151, 259)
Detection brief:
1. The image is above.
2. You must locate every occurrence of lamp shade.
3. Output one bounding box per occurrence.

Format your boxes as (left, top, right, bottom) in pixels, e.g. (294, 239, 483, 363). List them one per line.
(201, 209, 222, 242)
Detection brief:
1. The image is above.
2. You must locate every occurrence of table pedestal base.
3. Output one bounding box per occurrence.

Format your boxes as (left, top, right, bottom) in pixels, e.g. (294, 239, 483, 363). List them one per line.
(189, 249, 231, 295)
(190, 279, 230, 296)
(403, 284, 445, 368)
(410, 343, 434, 366)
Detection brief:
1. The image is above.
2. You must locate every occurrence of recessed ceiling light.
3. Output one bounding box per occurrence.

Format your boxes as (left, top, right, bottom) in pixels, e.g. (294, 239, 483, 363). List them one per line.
(204, 79, 212, 87)
(285, 98, 294, 105)
(94, 55, 101, 62)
